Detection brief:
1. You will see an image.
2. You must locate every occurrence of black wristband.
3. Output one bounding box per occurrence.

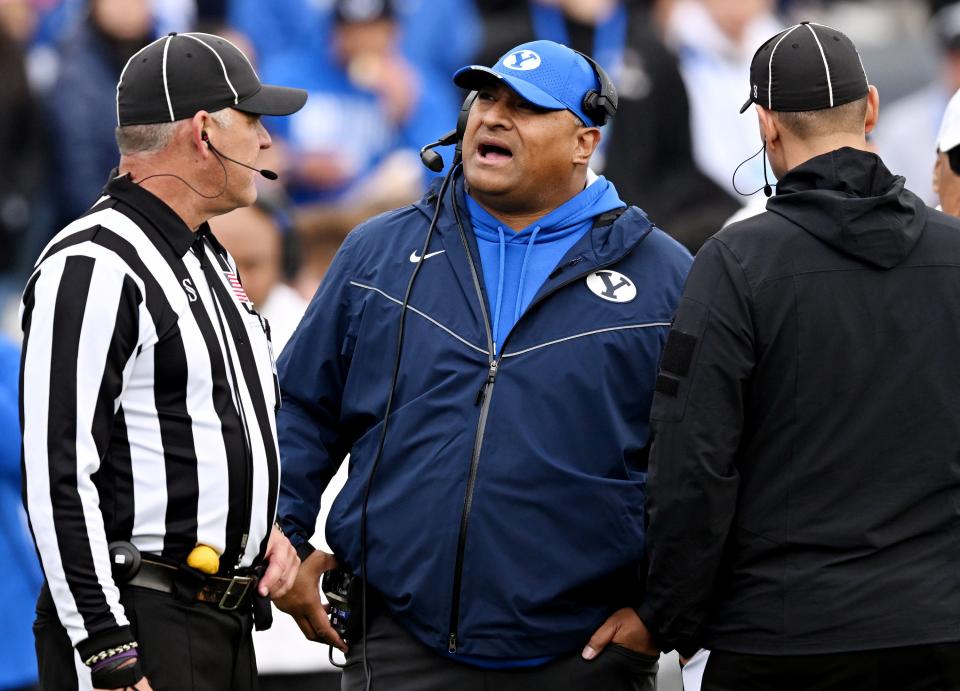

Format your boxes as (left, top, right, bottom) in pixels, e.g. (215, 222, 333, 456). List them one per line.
(90, 658, 144, 689)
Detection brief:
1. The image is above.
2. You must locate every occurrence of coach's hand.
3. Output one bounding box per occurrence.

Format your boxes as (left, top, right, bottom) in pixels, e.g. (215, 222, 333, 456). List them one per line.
(274, 549, 347, 652)
(258, 524, 300, 599)
(582, 607, 660, 660)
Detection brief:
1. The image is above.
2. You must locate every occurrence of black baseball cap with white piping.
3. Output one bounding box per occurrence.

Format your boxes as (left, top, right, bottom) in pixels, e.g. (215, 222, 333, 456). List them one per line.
(739, 22, 868, 115)
(116, 32, 307, 126)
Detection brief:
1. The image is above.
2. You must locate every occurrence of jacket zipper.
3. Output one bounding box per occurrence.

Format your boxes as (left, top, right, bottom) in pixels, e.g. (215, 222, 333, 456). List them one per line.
(445, 214, 641, 653)
(447, 208, 494, 654)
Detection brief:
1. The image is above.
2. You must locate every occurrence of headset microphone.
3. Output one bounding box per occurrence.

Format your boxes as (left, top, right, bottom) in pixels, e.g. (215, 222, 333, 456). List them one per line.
(419, 129, 457, 172)
(201, 131, 278, 180)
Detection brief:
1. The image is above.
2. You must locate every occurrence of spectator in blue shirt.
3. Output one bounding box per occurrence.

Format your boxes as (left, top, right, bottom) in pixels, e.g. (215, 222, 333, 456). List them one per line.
(0, 335, 42, 691)
(45, 0, 154, 227)
(254, 0, 461, 297)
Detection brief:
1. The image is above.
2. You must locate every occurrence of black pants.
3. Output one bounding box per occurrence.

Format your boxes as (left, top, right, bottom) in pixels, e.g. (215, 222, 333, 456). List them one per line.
(34, 582, 258, 691)
(702, 644, 960, 691)
(341, 611, 658, 691)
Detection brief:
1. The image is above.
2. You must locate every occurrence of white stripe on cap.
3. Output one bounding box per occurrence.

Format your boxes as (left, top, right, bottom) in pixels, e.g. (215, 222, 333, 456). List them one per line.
(805, 23, 833, 107)
(115, 38, 162, 126)
(768, 24, 801, 110)
(810, 21, 869, 88)
(161, 34, 176, 121)
(193, 32, 260, 80)
(182, 33, 239, 105)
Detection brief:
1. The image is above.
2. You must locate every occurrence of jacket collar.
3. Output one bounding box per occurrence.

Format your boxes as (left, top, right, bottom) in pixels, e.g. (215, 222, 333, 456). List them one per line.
(103, 170, 199, 257)
(767, 147, 926, 269)
(413, 170, 650, 269)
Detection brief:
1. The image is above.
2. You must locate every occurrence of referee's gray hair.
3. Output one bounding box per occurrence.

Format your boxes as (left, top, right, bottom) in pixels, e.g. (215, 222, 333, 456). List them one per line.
(116, 108, 233, 155)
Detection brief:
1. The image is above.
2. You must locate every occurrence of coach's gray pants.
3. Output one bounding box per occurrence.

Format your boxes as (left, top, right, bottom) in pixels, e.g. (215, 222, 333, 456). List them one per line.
(342, 612, 658, 691)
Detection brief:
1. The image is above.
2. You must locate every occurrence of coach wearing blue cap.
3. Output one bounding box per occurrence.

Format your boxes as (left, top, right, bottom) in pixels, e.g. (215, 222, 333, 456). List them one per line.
(274, 39, 691, 689)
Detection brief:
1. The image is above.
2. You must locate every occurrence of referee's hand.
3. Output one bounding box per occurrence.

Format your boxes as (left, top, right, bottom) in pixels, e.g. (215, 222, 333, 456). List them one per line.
(258, 524, 300, 599)
(274, 550, 347, 652)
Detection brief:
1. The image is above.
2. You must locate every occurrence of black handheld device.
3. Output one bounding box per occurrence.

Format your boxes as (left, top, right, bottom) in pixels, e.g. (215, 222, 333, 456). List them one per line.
(322, 569, 363, 644)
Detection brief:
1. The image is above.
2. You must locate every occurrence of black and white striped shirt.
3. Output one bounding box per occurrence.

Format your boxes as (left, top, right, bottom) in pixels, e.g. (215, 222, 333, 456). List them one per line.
(20, 172, 280, 656)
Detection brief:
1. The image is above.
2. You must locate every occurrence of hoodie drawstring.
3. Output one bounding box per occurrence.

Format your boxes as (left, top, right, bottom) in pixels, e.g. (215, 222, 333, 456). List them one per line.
(514, 225, 541, 323)
(492, 226, 506, 354)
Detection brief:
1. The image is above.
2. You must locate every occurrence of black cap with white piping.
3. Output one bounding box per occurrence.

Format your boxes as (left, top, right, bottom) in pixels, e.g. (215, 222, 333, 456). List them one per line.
(116, 32, 307, 126)
(739, 22, 868, 115)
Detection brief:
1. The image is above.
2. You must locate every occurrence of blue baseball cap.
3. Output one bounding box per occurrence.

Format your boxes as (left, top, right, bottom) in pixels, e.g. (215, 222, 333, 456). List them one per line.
(453, 40, 603, 127)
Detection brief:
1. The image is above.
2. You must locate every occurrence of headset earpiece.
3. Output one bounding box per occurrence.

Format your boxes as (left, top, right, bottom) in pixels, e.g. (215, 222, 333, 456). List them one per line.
(201, 130, 209, 145)
(454, 91, 478, 165)
(457, 91, 478, 142)
(574, 51, 617, 127)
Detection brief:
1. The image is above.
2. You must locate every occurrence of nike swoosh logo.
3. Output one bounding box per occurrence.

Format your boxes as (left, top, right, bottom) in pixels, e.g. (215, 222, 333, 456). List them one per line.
(409, 249, 446, 263)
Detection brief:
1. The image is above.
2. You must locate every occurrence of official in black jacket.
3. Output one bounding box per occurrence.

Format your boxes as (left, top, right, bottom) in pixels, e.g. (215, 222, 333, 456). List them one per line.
(626, 22, 960, 691)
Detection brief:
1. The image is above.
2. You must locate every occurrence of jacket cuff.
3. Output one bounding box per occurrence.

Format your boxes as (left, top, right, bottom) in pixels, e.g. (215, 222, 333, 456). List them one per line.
(292, 537, 316, 562)
(634, 603, 668, 653)
(76, 625, 136, 665)
(635, 604, 702, 659)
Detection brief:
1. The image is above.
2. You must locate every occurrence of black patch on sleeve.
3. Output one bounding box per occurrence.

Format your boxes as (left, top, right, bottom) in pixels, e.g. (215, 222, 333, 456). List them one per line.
(655, 374, 680, 397)
(660, 330, 697, 377)
(651, 299, 708, 424)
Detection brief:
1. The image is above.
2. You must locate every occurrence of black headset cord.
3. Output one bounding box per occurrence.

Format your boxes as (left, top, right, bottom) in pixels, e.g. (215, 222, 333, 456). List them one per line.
(731, 141, 775, 198)
(356, 161, 459, 691)
(134, 148, 231, 199)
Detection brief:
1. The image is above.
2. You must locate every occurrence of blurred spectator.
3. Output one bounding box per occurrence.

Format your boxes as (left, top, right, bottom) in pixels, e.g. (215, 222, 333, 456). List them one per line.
(874, 2, 960, 205)
(0, 0, 45, 276)
(0, 335, 42, 691)
(255, 0, 456, 297)
(934, 88, 960, 214)
(261, 0, 445, 206)
(25, 0, 195, 98)
(209, 203, 307, 352)
(31, 0, 193, 48)
(931, 0, 957, 14)
(45, 0, 153, 227)
(664, 0, 782, 196)
(475, 0, 740, 251)
(229, 0, 479, 104)
(194, 0, 226, 23)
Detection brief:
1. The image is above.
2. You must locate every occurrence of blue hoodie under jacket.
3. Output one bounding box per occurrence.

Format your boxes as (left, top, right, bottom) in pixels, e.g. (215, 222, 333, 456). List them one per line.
(277, 173, 692, 660)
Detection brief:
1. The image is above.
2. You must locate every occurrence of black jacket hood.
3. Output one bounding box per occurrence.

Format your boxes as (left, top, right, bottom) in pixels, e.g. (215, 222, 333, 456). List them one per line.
(766, 147, 927, 269)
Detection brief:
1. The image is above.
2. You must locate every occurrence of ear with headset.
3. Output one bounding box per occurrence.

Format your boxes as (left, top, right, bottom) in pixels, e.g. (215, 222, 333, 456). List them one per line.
(574, 51, 617, 127)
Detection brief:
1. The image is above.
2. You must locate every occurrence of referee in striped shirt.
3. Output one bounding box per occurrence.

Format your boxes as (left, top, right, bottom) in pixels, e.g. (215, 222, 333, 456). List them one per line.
(20, 33, 307, 691)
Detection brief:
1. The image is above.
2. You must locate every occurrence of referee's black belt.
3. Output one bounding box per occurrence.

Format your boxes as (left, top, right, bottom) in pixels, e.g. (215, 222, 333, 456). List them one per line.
(127, 559, 257, 611)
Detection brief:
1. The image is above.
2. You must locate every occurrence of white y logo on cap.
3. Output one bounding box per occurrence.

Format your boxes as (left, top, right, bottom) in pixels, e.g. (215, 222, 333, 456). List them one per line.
(504, 50, 541, 71)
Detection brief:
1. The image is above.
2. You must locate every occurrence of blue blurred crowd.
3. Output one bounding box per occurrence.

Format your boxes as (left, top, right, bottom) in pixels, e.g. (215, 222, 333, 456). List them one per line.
(1, 0, 958, 688)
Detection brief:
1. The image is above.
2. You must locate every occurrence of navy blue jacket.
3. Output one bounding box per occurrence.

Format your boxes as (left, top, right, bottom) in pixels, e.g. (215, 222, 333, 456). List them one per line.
(277, 174, 691, 658)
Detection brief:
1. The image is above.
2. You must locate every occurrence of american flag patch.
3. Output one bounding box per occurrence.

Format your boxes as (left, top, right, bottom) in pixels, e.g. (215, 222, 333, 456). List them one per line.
(224, 270, 251, 303)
